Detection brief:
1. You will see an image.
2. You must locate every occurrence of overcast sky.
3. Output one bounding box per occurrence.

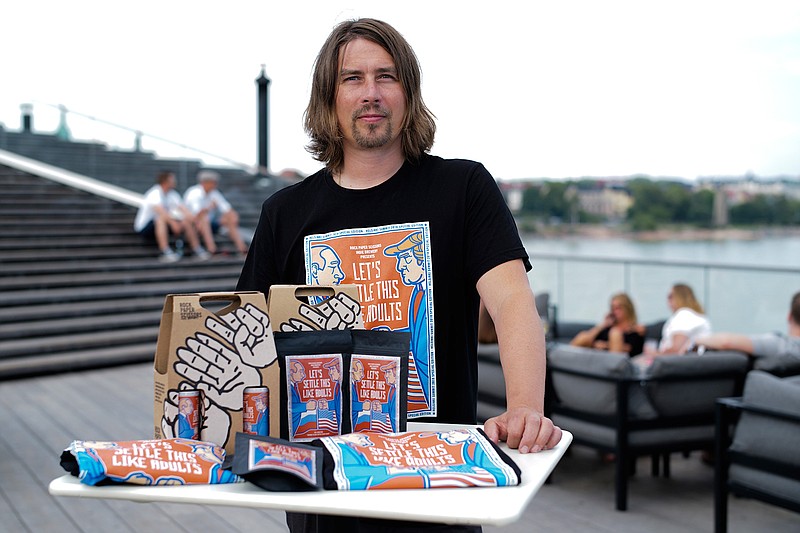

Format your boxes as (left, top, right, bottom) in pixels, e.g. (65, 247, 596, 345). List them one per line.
(2, 1, 799, 180)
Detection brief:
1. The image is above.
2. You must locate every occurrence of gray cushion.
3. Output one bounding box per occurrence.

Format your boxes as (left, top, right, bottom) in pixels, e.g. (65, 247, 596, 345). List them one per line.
(535, 292, 550, 321)
(729, 372, 800, 503)
(729, 465, 800, 506)
(548, 344, 650, 417)
(643, 352, 749, 417)
(551, 414, 713, 447)
(752, 354, 800, 376)
(477, 355, 506, 400)
(730, 370, 800, 468)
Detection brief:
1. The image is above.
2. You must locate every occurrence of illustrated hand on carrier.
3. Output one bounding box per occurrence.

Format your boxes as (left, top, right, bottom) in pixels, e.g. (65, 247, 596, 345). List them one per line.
(175, 333, 261, 410)
(280, 292, 362, 331)
(204, 304, 276, 368)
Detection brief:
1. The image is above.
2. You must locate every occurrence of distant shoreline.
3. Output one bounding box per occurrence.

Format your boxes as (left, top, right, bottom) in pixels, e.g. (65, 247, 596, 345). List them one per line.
(525, 224, 800, 242)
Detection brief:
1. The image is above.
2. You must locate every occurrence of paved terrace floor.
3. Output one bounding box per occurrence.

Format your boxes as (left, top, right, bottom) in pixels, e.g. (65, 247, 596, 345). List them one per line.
(1, 363, 797, 533)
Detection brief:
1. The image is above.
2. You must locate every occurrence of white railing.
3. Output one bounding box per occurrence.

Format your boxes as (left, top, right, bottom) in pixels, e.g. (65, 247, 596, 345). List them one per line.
(529, 253, 800, 335)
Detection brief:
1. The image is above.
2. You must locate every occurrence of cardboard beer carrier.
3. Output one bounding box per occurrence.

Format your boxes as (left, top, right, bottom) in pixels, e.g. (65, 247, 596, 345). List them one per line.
(153, 292, 279, 454)
(153, 287, 364, 454)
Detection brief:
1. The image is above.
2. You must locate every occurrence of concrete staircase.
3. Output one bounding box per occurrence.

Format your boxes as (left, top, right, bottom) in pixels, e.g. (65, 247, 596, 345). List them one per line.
(0, 165, 249, 379)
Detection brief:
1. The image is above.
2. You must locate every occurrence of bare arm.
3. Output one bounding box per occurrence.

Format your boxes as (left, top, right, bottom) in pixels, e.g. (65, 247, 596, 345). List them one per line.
(695, 333, 754, 354)
(478, 259, 562, 453)
(570, 316, 613, 348)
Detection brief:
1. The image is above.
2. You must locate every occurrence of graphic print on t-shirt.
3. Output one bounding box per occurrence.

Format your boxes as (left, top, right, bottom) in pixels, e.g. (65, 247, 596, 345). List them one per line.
(304, 222, 436, 418)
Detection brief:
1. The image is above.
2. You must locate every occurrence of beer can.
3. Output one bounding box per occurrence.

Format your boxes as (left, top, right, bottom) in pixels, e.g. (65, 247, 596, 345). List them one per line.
(243, 386, 270, 436)
(177, 390, 201, 440)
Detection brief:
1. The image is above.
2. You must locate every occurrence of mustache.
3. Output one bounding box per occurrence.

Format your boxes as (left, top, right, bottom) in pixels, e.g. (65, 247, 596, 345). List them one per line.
(352, 104, 390, 120)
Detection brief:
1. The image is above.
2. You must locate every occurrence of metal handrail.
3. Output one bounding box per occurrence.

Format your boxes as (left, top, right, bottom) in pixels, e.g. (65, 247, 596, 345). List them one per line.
(31, 101, 257, 173)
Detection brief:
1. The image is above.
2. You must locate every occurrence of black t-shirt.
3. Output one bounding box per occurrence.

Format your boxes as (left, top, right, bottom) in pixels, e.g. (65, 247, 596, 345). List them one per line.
(237, 154, 530, 425)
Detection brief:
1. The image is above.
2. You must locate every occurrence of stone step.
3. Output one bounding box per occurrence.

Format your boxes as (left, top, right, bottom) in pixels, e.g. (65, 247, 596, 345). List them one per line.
(0, 343, 156, 380)
(2, 274, 240, 306)
(0, 295, 166, 324)
(0, 309, 161, 341)
(0, 255, 242, 276)
(0, 326, 158, 359)
(0, 262, 242, 290)
(0, 246, 168, 263)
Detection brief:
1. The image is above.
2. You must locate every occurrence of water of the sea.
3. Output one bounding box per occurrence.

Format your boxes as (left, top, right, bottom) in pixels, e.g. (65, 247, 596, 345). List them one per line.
(523, 234, 800, 334)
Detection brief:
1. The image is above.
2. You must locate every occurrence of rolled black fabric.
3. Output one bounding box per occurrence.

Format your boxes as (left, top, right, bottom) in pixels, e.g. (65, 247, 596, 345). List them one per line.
(230, 432, 324, 491)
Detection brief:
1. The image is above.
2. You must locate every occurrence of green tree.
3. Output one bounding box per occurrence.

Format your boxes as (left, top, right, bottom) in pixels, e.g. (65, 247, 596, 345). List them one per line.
(627, 178, 696, 227)
(729, 194, 800, 225)
(520, 181, 580, 222)
(686, 189, 714, 226)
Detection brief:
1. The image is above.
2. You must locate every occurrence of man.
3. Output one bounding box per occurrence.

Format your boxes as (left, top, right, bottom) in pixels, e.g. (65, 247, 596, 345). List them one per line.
(134, 170, 209, 262)
(183, 170, 248, 255)
(695, 290, 800, 362)
(237, 18, 560, 532)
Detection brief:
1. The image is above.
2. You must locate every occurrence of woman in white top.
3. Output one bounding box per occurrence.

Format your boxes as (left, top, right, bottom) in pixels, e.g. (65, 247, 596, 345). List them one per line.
(648, 283, 712, 357)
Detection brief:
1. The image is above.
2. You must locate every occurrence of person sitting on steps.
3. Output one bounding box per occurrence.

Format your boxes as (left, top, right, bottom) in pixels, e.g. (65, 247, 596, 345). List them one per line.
(133, 170, 210, 263)
(183, 170, 249, 256)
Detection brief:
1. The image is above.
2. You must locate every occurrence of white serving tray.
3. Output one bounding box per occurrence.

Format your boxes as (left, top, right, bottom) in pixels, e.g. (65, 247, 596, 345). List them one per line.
(49, 423, 571, 526)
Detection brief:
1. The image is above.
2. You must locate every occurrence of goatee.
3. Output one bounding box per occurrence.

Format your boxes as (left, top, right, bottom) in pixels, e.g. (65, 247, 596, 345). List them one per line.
(351, 105, 393, 149)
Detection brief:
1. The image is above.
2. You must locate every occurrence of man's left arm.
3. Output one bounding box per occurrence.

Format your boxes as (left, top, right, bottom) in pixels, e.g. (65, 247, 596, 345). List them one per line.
(477, 259, 562, 453)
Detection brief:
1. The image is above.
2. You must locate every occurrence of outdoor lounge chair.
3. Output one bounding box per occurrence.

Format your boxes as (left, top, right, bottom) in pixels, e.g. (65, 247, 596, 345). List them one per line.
(546, 343, 749, 510)
(714, 371, 800, 533)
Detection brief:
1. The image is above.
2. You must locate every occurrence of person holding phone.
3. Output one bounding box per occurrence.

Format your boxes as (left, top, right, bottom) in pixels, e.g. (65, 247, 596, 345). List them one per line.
(570, 292, 645, 356)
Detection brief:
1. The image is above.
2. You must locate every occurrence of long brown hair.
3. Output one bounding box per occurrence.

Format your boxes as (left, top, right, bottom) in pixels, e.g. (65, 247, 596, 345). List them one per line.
(611, 292, 638, 324)
(303, 18, 436, 172)
(671, 283, 704, 314)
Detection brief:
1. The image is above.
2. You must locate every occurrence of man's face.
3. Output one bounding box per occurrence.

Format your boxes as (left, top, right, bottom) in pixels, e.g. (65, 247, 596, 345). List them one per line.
(316, 248, 344, 285)
(290, 363, 305, 383)
(395, 250, 424, 285)
(179, 399, 194, 416)
(163, 174, 177, 191)
(335, 38, 406, 154)
(352, 361, 364, 381)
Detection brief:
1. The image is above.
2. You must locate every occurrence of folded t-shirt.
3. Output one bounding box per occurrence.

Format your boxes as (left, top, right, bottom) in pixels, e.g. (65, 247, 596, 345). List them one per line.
(60, 438, 242, 486)
(229, 428, 520, 492)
